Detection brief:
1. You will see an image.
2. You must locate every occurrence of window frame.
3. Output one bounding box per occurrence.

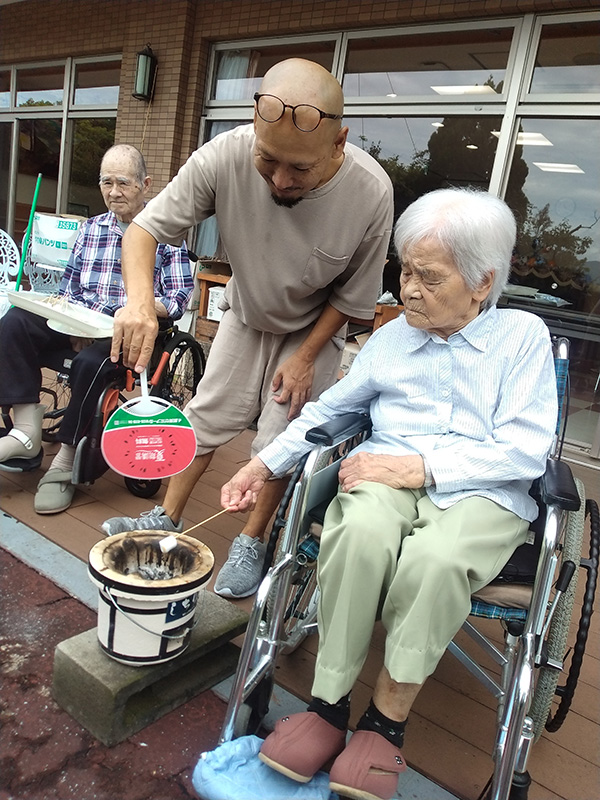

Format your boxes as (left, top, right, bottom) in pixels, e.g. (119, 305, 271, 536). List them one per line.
(0, 55, 120, 234)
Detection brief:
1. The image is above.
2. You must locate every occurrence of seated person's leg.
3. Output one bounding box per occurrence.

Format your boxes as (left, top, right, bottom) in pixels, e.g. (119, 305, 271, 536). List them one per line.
(0, 308, 69, 467)
(313, 482, 420, 702)
(260, 482, 420, 789)
(382, 493, 529, 686)
(260, 490, 529, 800)
(34, 340, 117, 514)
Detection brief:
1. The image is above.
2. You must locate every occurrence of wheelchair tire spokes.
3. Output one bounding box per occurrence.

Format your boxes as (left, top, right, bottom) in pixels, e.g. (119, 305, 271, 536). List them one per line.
(149, 332, 204, 410)
(40, 372, 71, 443)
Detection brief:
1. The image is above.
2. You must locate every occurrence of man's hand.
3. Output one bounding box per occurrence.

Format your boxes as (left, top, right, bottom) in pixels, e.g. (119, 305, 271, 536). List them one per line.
(111, 304, 158, 373)
(221, 457, 273, 512)
(338, 452, 426, 493)
(272, 351, 315, 420)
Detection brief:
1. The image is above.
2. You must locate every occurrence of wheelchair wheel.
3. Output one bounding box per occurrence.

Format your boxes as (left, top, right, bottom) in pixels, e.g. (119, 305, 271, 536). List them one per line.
(531, 492, 599, 739)
(151, 332, 204, 410)
(267, 526, 320, 655)
(528, 477, 587, 741)
(40, 371, 71, 443)
(124, 476, 161, 498)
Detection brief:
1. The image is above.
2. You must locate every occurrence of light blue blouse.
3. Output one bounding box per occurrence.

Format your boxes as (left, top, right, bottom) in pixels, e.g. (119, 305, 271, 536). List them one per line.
(259, 306, 558, 522)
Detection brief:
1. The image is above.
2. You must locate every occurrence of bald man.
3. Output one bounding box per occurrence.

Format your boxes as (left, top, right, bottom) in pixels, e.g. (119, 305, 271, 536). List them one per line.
(104, 58, 393, 599)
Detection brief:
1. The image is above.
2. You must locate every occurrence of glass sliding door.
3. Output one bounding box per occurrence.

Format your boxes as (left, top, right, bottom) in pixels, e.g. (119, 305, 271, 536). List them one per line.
(15, 117, 62, 241)
(345, 115, 502, 295)
(0, 121, 12, 231)
(67, 118, 116, 217)
(502, 117, 600, 453)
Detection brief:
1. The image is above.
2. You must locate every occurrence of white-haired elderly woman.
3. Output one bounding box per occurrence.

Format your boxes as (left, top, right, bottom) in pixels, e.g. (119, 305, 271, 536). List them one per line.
(221, 188, 558, 800)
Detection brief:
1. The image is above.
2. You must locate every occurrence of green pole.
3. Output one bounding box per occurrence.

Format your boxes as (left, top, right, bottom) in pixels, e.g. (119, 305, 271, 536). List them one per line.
(15, 172, 43, 291)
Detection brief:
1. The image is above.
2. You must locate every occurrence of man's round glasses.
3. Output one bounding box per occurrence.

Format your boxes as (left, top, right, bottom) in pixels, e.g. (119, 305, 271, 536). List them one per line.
(254, 92, 342, 133)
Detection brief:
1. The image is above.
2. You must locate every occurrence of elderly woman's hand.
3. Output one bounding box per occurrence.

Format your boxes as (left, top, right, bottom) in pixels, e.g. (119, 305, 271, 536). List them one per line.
(338, 452, 426, 493)
(221, 457, 273, 512)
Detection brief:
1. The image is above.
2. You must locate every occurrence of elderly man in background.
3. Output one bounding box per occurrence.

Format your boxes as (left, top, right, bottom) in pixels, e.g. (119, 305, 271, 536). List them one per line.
(221, 188, 557, 800)
(0, 144, 192, 513)
(103, 58, 394, 600)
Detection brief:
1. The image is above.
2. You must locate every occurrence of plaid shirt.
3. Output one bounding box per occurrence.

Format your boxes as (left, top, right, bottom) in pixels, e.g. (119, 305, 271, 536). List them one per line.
(59, 210, 193, 319)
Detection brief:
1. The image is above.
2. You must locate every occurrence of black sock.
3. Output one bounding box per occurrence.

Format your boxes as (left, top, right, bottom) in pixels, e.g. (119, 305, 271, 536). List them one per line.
(356, 699, 406, 748)
(307, 693, 351, 731)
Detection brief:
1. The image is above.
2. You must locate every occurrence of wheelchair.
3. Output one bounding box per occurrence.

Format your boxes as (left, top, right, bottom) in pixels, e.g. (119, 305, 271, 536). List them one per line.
(1, 318, 205, 498)
(218, 337, 599, 800)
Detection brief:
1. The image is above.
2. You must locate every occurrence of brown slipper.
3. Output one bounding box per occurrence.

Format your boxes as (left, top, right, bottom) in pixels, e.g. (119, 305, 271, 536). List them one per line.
(259, 712, 346, 783)
(329, 730, 406, 800)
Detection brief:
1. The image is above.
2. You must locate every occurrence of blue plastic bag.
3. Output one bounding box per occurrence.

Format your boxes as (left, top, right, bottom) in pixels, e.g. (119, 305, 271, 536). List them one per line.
(192, 735, 338, 800)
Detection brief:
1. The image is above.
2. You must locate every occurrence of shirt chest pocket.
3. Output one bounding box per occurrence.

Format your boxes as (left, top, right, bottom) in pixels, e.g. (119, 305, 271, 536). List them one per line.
(302, 248, 349, 289)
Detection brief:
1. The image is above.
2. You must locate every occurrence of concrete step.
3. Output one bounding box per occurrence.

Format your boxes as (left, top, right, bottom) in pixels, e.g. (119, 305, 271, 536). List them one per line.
(52, 590, 247, 746)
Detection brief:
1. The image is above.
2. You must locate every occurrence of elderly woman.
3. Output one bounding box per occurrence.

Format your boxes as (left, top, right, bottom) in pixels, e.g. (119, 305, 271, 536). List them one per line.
(221, 188, 558, 800)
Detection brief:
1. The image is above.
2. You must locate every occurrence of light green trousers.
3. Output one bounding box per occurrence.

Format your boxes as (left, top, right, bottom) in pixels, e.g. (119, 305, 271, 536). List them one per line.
(312, 482, 529, 703)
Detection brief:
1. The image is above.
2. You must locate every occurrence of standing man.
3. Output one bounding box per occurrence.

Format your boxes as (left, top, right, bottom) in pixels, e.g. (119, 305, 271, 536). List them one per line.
(0, 144, 192, 513)
(103, 59, 394, 599)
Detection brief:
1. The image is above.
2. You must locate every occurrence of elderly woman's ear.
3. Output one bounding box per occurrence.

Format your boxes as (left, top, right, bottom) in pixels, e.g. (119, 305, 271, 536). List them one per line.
(476, 271, 495, 302)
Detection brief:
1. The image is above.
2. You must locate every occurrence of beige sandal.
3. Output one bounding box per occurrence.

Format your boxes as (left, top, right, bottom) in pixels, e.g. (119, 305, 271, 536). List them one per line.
(34, 469, 75, 514)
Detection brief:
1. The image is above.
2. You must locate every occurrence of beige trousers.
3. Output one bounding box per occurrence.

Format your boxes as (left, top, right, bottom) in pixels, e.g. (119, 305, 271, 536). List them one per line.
(185, 310, 342, 457)
(312, 482, 529, 703)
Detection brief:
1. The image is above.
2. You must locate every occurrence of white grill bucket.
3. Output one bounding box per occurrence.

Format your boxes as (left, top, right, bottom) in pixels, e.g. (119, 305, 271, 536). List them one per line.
(88, 531, 214, 666)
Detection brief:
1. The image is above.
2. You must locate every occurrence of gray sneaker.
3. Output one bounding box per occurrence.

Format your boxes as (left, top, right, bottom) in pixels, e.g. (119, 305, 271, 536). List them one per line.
(213, 534, 267, 599)
(101, 505, 183, 537)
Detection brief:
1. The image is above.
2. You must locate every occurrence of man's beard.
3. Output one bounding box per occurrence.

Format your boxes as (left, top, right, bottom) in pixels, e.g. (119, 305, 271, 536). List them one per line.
(271, 193, 303, 209)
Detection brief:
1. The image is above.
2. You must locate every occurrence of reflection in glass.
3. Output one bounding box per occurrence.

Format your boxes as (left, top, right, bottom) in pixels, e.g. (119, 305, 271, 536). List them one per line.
(0, 71, 10, 109)
(346, 115, 501, 294)
(212, 43, 335, 100)
(73, 61, 120, 106)
(17, 65, 64, 107)
(67, 118, 116, 218)
(343, 28, 513, 97)
(529, 20, 600, 94)
(505, 118, 599, 315)
(0, 122, 12, 230)
(503, 117, 600, 449)
(15, 118, 62, 241)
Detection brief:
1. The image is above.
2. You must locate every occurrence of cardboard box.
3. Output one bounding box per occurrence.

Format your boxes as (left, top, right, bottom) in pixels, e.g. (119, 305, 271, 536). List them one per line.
(339, 331, 372, 378)
(31, 213, 87, 269)
(339, 341, 360, 377)
(206, 286, 226, 321)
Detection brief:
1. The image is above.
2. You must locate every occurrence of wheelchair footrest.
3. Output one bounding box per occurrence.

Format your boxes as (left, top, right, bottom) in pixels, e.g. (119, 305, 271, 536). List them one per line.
(0, 449, 43, 473)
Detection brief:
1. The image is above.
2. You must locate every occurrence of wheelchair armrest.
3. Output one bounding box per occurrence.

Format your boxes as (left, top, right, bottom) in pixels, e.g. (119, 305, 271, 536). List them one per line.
(305, 413, 371, 446)
(535, 457, 581, 512)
